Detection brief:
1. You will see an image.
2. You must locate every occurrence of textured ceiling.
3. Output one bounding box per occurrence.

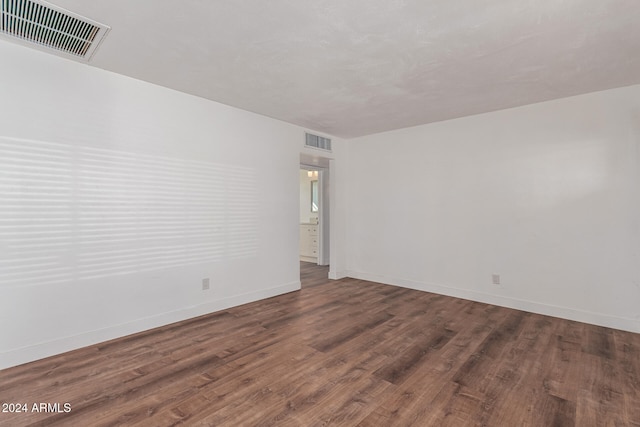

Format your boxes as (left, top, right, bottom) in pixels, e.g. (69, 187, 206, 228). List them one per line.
(48, 0, 640, 138)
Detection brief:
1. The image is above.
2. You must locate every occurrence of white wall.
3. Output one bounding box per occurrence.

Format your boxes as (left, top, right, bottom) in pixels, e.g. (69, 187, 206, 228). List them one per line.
(329, 147, 348, 279)
(0, 41, 310, 369)
(344, 85, 640, 332)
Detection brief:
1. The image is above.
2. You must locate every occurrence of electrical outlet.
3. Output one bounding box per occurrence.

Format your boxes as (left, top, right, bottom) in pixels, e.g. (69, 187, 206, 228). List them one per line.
(202, 278, 210, 290)
(492, 274, 501, 285)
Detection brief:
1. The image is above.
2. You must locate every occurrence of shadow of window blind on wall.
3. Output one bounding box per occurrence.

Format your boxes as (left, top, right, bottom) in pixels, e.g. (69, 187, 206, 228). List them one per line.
(0, 137, 259, 288)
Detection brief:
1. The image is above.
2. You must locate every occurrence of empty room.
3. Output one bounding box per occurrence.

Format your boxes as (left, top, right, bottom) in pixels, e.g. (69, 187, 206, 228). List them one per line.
(1, 0, 639, 425)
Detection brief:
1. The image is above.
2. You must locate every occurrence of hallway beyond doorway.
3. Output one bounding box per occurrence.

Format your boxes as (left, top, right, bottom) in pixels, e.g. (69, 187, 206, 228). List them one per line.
(300, 261, 329, 288)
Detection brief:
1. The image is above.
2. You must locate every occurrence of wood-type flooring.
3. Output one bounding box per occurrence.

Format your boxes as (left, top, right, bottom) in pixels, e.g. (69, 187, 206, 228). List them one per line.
(1, 262, 639, 426)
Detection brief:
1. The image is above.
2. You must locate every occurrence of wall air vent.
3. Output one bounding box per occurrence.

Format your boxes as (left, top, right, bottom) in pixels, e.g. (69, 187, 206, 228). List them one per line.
(0, 0, 110, 61)
(305, 132, 332, 152)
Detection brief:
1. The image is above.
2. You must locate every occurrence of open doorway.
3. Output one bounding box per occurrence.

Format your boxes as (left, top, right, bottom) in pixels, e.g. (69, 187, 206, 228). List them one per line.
(299, 163, 330, 287)
(299, 152, 331, 289)
(299, 164, 330, 266)
(299, 168, 320, 263)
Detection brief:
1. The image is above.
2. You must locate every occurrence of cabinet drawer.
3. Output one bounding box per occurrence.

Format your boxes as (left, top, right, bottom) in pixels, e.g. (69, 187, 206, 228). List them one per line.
(300, 224, 319, 258)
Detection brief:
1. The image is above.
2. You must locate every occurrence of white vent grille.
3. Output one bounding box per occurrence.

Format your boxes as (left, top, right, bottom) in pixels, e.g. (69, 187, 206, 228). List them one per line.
(305, 132, 332, 152)
(0, 0, 109, 60)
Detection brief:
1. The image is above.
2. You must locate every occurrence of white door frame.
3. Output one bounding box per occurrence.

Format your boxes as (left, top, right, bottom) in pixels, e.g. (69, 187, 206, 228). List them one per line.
(317, 167, 329, 266)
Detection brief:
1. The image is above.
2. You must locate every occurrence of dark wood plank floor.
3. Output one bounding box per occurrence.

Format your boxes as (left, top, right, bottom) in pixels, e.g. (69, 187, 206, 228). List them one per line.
(1, 262, 639, 426)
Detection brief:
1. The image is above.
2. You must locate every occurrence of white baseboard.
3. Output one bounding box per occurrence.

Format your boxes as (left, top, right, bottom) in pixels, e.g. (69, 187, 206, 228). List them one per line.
(346, 270, 640, 334)
(328, 270, 348, 280)
(0, 281, 300, 370)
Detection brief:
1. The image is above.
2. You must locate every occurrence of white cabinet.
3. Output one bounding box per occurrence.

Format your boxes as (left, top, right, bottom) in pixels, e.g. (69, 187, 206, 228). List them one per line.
(300, 224, 318, 262)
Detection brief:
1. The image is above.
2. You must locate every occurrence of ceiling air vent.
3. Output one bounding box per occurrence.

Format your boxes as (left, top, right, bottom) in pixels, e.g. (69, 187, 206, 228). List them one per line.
(0, 0, 110, 61)
(305, 132, 332, 152)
